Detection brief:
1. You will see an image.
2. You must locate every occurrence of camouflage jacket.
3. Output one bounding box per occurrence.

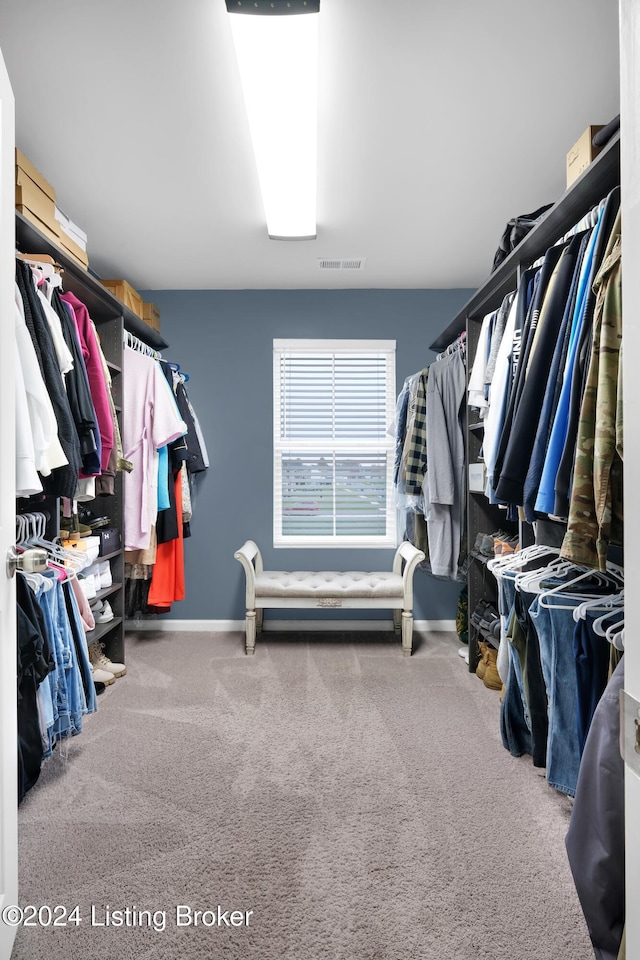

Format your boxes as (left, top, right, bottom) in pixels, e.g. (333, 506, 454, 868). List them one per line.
(561, 209, 622, 569)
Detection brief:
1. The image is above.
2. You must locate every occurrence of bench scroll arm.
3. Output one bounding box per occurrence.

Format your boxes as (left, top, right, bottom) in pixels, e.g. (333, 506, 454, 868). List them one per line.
(234, 540, 264, 610)
(392, 541, 426, 611)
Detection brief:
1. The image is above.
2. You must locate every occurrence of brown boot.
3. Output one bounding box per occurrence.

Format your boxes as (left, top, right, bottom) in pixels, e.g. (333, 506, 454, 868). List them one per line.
(482, 649, 502, 691)
(475, 641, 489, 680)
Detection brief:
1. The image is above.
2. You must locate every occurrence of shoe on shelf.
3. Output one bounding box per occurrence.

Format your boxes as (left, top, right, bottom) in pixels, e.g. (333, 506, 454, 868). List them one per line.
(97, 560, 112, 589)
(479, 604, 501, 641)
(493, 534, 519, 556)
(77, 505, 112, 529)
(470, 600, 490, 631)
(94, 600, 115, 624)
(78, 574, 97, 601)
(60, 516, 92, 537)
(88, 640, 125, 678)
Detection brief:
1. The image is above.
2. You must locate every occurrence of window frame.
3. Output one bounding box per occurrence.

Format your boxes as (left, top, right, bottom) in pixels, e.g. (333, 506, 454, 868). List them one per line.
(273, 338, 397, 549)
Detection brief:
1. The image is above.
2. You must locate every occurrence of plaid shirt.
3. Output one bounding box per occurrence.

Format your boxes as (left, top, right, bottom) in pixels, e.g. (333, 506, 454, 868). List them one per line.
(402, 369, 429, 491)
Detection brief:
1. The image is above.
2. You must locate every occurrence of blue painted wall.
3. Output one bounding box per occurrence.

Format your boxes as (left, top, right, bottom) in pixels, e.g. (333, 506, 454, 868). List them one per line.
(140, 288, 473, 623)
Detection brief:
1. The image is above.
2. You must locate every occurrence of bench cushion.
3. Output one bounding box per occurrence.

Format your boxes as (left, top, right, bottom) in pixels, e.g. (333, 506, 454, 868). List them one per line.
(254, 570, 404, 600)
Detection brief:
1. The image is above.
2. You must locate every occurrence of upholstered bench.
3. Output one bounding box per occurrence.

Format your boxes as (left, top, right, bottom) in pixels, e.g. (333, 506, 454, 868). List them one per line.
(234, 540, 425, 657)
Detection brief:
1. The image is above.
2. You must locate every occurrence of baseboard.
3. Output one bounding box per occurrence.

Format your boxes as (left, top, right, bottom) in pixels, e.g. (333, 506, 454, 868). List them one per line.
(125, 618, 456, 633)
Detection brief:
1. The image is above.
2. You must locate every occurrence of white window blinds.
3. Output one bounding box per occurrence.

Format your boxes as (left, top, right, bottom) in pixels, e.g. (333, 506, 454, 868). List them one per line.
(273, 339, 396, 547)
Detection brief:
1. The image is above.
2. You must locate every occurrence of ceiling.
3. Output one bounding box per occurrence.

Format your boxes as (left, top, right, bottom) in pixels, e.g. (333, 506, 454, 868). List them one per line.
(0, 0, 620, 292)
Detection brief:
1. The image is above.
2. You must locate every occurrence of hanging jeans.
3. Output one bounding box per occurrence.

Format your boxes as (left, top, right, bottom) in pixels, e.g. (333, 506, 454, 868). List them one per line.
(500, 645, 532, 758)
(512, 587, 549, 768)
(529, 595, 581, 796)
(574, 609, 620, 755)
(499, 573, 532, 758)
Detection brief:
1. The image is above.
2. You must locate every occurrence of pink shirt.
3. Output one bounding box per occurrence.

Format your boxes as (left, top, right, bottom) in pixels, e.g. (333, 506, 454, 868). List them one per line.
(122, 348, 187, 550)
(60, 292, 114, 476)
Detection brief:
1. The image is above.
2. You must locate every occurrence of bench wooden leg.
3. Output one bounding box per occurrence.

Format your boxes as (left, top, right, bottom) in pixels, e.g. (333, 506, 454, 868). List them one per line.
(393, 609, 401, 634)
(401, 611, 413, 657)
(256, 608, 264, 635)
(246, 610, 256, 655)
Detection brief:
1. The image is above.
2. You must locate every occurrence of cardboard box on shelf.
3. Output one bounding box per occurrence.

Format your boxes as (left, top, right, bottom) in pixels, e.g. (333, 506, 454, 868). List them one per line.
(15, 148, 56, 201)
(101, 279, 144, 319)
(566, 125, 605, 188)
(58, 233, 89, 270)
(15, 147, 61, 241)
(55, 206, 88, 252)
(15, 204, 61, 246)
(142, 301, 161, 332)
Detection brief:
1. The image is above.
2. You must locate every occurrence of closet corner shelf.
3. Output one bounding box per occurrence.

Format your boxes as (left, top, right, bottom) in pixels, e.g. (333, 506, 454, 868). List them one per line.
(107, 360, 122, 375)
(15, 210, 169, 351)
(429, 131, 620, 351)
(468, 421, 485, 432)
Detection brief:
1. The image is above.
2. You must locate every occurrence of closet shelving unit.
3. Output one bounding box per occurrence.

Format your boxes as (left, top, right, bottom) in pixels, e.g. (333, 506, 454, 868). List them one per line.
(429, 132, 620, 672)
(15, 211, 168, 664)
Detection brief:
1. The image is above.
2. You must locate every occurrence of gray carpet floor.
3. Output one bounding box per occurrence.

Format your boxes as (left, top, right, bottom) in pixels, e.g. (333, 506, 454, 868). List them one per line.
(11, 629, 592, 960)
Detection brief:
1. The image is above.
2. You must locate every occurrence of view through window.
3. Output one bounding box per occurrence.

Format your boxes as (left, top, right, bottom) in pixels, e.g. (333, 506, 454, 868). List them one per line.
(273, 339, 397, 547)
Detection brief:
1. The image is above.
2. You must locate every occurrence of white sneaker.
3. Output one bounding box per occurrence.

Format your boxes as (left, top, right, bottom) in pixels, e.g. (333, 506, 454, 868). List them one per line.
(79, 574, 96, 600)
(95, 600, 114, 624)
(98, 560, 112, 589)
(89, 640, 125, 678)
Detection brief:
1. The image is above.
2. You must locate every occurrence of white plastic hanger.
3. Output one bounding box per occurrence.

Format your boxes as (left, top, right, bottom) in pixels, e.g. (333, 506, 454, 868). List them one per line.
(573, 591, 624, 622)
(606, 620, 625, 651)
(538, 564, 623, 609)
(487, 543, 559, 575)
(592, 605, 625, 637)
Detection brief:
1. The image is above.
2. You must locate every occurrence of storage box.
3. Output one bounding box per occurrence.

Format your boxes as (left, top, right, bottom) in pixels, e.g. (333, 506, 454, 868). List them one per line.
(142, 301, 161, 332)
(98, 526, 121, 557)
(58, 233, 89, 270)
(468, 462, 486, 493)
(16, 148, 56, 201)
(15, 149, 60, 240)
(15, 204, 61, 245)
(101, 279, 144, 319)
(566, 125, 605, 187)
(55, 206, 88, 251)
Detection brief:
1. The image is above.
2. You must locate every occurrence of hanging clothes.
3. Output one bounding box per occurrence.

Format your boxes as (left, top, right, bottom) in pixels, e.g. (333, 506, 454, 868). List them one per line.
(60, 291, 114, 479)
(561, 208, 623, 569)
(425, 346, 466, 579)
(122, 346, 187, 552)
(394, 336, 466, 579)
(16, 259, 82, 498)
(565, 657, 625, 960)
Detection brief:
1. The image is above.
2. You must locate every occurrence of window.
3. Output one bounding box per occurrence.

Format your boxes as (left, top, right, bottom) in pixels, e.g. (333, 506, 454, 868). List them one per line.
(273, 339, 397, 547)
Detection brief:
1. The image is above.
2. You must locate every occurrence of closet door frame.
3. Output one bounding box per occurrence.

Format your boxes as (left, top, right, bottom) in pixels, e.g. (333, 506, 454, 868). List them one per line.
(620, 0, 640, 952)
(0, 46, 17, 960)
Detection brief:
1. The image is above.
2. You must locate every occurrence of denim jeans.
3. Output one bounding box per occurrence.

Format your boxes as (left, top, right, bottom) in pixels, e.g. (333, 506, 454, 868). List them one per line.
(38, 577, 86, 745)
(528, 595, 581, 796)
(574, 610, 619, 755)
(500, 645, 532, 758)
(499, 573, 532, 757)
(63, 581, 97, 716)
(513, 588, 549, 768)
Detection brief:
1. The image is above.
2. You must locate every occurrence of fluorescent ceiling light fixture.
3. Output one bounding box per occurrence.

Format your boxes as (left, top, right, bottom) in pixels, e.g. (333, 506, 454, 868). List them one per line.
(226, 0, 319, 239)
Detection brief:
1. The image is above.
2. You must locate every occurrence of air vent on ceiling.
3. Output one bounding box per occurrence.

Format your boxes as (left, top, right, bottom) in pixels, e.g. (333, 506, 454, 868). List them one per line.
(318, 258, 366, 271)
